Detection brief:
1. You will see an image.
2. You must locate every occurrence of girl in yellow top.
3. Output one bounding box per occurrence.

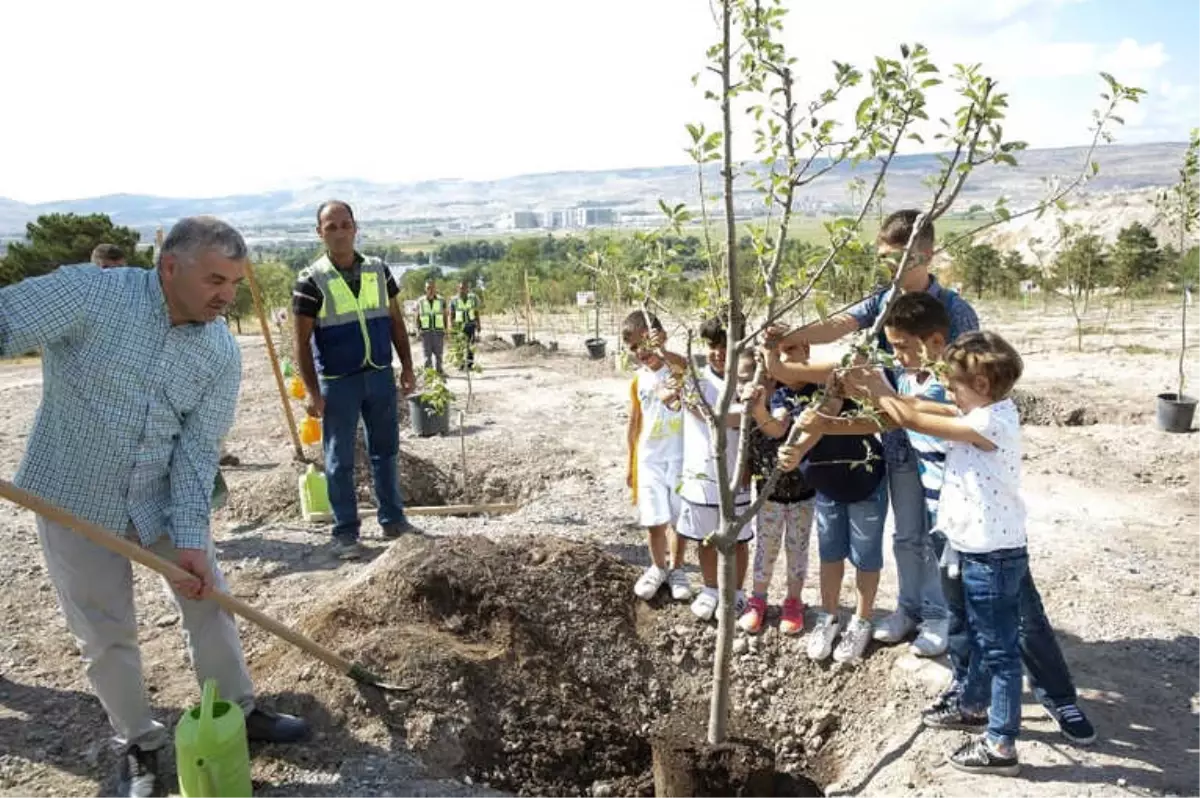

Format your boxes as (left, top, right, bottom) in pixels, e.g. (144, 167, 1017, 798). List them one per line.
(624, 311, 692, 603)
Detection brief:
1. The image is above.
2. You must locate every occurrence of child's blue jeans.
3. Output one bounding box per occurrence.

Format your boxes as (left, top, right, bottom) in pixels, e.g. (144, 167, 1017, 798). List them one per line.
(936, 531, 1080, 712)
(954, 546, 1029, 746)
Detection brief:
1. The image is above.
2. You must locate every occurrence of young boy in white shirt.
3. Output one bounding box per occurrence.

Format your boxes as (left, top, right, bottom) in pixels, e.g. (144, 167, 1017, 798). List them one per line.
(859, 330, 1030, 776)
(624, 311, 691, 602)
(676, 316, 751, 621)
(857, 293, 1094, 748)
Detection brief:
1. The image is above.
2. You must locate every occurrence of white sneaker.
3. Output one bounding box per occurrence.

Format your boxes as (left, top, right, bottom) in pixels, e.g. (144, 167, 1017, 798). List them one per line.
(873, 610, 917, 643)
(667, 569, 693, 601)
(634, 565, 668, 601)
(911, 618, 950, 657)
(806, 613, 841, 661)
(833, 616, 873, 663)
(690, 588, 718, 621)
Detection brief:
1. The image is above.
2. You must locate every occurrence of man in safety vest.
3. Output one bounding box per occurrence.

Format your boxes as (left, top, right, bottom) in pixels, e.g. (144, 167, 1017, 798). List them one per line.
(292, 200, 417, 558)
(449, 279, 482, 369)
(415, 279, 449, 374)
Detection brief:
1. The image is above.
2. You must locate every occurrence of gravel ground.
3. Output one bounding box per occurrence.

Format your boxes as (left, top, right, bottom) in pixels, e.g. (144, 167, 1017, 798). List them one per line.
(0, 298, 1196, 797)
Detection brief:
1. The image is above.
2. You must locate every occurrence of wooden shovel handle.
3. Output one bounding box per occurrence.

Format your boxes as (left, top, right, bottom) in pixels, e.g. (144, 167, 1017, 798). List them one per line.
(0, 480, 356, 678)
(244, 262, 305, 462)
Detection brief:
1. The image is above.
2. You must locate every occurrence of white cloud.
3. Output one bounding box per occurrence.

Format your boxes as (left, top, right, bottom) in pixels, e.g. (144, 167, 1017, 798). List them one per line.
(0, 0, 1192, 203)
(1102, 38, 1168, 74)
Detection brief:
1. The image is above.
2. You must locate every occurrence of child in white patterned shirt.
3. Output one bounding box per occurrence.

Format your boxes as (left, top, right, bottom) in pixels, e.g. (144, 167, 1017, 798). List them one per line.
(856, 330, 1029, 777)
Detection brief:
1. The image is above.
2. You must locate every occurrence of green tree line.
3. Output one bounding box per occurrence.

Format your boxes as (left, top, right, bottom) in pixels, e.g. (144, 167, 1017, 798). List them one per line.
(946, 221, 1199, 300)
(0, 213, 153, 285)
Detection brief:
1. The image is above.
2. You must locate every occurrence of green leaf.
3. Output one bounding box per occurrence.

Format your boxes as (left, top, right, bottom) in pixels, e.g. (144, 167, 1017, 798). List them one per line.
(921, 78, 942, 89)
(996, 206, 1011, 222)
(1091, 160, 1100, 176)
(686, 123, 703, 144)
(1055, 198, 1069, 212)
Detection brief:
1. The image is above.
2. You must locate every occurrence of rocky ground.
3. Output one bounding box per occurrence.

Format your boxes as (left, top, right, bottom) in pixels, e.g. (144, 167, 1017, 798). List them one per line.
(0, 298, 1196, 797)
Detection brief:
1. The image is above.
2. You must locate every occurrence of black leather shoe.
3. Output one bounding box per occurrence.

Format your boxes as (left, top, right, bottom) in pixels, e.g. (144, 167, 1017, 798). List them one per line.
(117, 745, 163, 798)
(245, 708, 310, 743)
(382, 520, 418, 539)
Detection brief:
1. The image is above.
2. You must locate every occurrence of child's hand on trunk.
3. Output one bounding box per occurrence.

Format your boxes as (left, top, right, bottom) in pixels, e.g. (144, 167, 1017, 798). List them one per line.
(778, 443, 802, 472)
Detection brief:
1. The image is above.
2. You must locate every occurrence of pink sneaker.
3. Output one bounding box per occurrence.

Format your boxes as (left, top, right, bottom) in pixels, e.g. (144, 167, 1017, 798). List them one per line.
(738, 596, 768, 634)
(779, 597, 806, 635)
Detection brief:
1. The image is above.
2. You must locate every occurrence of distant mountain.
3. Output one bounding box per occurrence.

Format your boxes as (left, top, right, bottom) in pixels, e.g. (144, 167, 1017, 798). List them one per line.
(0, 142, 1186, 237)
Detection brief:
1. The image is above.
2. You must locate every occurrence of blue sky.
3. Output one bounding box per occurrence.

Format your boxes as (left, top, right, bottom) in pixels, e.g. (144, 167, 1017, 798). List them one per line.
(0, 0, 1195, 203)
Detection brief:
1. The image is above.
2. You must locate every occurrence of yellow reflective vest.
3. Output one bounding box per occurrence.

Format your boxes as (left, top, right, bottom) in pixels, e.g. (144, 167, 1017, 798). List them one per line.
(417, 296, 446, 332)
(303, 255, 393, 378)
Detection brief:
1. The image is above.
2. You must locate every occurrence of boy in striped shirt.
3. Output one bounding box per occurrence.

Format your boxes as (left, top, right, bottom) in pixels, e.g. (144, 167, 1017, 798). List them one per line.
(880, 293, 955, 525)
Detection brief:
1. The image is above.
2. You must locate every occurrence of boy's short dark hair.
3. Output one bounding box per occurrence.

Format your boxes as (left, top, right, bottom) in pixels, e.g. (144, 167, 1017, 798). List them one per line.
(698, 306, 746, 347)
(698, 316, 727, 347)
(944, 330, 1023, 401)
(622, 310, 664, 344)
(883, 292, 950, 339)
(878, 209, 935, 251)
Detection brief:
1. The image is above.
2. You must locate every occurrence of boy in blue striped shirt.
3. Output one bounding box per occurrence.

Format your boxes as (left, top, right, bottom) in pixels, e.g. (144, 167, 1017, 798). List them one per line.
(880, 294, 955, 523)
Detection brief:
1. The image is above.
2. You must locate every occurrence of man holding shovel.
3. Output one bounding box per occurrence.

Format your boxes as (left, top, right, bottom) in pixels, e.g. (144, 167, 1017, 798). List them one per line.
(0, 216, 310, 797)
(292, 200, 417, 558)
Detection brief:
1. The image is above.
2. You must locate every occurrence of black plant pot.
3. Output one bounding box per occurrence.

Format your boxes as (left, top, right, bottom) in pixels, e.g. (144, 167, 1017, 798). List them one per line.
(585, 337, 607, 360)
(408, 396, 450, 437)
(1156, 392, 1197, 433)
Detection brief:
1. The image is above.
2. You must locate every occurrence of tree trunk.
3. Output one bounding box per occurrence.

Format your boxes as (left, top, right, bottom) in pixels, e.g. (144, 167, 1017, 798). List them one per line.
(651, 734, 776, 797)
(707, 536, 738, 744)
(707, 0, 739, 748)
(1180, 280, 1188, 398)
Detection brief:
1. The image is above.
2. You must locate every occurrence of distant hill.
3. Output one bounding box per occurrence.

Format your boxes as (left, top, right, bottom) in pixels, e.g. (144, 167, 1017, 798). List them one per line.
(0, 142, 1186, 237)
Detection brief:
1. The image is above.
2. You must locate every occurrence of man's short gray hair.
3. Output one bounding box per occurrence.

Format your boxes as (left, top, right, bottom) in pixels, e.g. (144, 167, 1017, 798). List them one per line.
(158, 216, 247, 267)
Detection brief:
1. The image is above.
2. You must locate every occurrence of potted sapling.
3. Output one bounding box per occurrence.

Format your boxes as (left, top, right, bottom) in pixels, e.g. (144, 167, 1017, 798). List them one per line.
(408, 367, 454, 437)
(1155, 129, 1198, 433)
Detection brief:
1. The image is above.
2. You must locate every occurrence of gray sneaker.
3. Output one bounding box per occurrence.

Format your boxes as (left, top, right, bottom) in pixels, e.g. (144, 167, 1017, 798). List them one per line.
(806, 613, 841, 661)
(832, 616, 873, 663)
(332, 538, 364, 560)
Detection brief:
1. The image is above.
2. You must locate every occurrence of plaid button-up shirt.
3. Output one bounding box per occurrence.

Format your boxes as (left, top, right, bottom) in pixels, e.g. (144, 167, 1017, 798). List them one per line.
(0, 265, 240, 549)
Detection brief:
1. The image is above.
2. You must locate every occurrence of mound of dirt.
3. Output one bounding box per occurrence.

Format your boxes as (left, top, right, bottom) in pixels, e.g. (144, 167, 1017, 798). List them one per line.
(1011, 388, 1097, 427)
(218, 447, 456, 525)
(249, 535, 906, 795)
(514, 341, 552, 358)
(253, 537, 669, 796)
(478, 336, 513, 352)
(221, 462, 305, 524)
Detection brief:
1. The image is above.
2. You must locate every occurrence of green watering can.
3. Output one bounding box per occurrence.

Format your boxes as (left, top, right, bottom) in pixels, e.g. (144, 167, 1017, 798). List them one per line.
(175, 679, 252, 797)
(298, 464, 332, 523)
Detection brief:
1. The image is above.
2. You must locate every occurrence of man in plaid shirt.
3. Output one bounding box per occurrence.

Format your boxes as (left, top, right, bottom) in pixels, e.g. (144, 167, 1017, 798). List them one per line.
(0, 217, 309, 797)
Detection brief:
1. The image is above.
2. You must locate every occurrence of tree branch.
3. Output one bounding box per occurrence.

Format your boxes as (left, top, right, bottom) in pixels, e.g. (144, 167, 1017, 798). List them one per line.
(937, 89, 1129, 254)
(738, 104, 913, 348)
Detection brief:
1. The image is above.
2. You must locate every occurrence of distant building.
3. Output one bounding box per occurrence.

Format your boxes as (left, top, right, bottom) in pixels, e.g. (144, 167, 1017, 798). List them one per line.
(511, 211, 541, 229)
(573, 208, 617, 227)
(538, 207, 617, 229)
